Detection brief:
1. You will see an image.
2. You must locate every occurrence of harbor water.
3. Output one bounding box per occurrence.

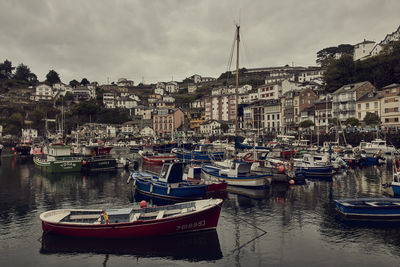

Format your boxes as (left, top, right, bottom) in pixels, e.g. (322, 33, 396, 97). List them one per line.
(1, 154, 400, 266)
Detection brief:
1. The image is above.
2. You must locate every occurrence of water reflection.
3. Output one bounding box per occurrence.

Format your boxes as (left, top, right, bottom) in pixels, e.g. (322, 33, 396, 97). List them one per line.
(40, 230, 223, 261)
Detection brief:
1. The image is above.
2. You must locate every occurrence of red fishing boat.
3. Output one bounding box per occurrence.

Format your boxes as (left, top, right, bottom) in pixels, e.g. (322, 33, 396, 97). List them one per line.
(40, 198, 223, 238)
(139, 145, 176, 165)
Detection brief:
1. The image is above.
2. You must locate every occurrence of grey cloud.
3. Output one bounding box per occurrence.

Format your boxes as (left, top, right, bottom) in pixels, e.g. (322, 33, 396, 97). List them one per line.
(1, 0, 399, 84)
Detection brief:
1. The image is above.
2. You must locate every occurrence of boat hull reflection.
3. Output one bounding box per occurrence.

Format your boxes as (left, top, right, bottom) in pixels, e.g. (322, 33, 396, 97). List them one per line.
(40, 229, 222, 261)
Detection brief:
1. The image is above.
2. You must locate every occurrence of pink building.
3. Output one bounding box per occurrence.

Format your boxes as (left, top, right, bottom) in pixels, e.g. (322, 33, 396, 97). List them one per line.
(153, 108, 185, 137)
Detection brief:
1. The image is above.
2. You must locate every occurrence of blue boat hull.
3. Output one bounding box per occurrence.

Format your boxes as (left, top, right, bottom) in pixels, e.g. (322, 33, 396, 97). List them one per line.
(175, 151, 224, 162)
(335, 198, 400, 221)
(392, 184, 400, 196)
(294, 166, 333, 178)
(133, 178, 208, 201)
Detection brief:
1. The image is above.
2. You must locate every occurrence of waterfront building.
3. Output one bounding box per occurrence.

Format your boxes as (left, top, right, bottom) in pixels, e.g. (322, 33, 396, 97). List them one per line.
(204, 94, 237, 122)
(34, 83, 53, 101)
(140, 126, 154, 137)
(356, 91, 381, 121)
(263, 99, 281, 133)
(332, 81, 376, 122)
(281, 90, 300, 133)
(188, 109, 206, 133)
(117, 78, 134, 87)
(103, 93, 116, 108)
(299, 88, 318, 114)
(258, 84, 280, 101)
(154, 87, 165, 96)
(200, 120, 231, 136)
(133, 106, 153, 120)
(73, 85, 96, 101)
(166, 81, 179, 93)
(153, 108, 184, 137)
(380, 83, 400, 130)
(314, 95, 333, 132)
(22, 128, 38, 140)
(353, 40, 376, 61)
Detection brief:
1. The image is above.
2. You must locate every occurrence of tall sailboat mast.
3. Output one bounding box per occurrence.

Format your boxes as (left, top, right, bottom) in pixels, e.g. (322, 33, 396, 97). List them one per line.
(235, 25, 240, 137)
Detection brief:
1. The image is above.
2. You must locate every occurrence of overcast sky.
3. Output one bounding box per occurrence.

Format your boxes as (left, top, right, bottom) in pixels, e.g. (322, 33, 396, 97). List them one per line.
(1, 0, 399, 85)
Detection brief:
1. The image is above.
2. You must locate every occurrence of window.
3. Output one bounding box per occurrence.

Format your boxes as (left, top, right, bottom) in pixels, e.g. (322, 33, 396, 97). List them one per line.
(385, 108, 389, 113)
(396, 118, 399, 122)
(358, 112, 361, 119)
(358, 104, 361, 109)
(395, 107, 399, 112)
(385, 118, 389, 123)
(374, 102, 378, 108)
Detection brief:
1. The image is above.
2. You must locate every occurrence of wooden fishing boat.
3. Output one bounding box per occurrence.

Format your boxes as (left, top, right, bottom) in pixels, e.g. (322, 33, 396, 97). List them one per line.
(139, 145, 176, 165)
(40, 198, 223, 238)
(334, 198, 400, 221)
(129, 162, 219, 201)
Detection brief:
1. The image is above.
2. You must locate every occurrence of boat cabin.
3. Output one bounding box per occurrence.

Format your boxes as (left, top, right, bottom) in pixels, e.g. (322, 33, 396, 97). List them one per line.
(158, 162, 184, 183)
(219, 162, 252, 177)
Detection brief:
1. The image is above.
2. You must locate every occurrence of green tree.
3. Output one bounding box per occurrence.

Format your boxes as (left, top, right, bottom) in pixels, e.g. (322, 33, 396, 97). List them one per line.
(344, 117, 359, 126)
(0, 59, 14, 79)
(69, 79, 80, 88)
(316, 44, 354, 67)
(299, 120, 314, 128)
(220, 123, 229, 132)
(46, 70, 61, 85)
(363, 112, 380, 125)
(64, 92, 74, 101)
(323, 54, 356, 93)
(30, 109, 45, 128)
(14, 63, 37, 82)
(7, 112, 24, 134)
(80, 78, 90, 86)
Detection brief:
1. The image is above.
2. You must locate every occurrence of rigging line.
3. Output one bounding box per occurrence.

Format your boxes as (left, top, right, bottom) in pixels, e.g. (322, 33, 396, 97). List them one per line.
(226, 28, 237, 85)
(230, 231, 267, 254)
(241, 30, 252, 69)
(233, 213, 268, 234)
(226, 30, 236, 72)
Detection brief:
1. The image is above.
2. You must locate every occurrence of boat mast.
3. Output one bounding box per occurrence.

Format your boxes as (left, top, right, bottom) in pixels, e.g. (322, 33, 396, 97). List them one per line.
(235, 24, 240, 137)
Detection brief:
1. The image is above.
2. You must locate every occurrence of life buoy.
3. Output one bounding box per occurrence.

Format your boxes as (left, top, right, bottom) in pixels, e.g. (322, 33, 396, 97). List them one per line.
(243, 152, 253, 161)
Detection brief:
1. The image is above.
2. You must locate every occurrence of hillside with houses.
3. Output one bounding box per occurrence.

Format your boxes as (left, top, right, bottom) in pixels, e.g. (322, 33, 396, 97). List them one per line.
(1, 25, 400, 145)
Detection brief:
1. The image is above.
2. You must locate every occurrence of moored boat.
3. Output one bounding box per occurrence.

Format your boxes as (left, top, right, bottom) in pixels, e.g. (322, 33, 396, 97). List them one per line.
(334, 198, 400, 221)
(293, 153, 334, 179)
(392, 158, 400, 196)
(201, 161, 269, 188)
(139, 145, 176, 165)
(129, 162, 217, 201)
(33, 144, 82, 173)
(79, 142, 117, 172)
(40, 198, 223, 238)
